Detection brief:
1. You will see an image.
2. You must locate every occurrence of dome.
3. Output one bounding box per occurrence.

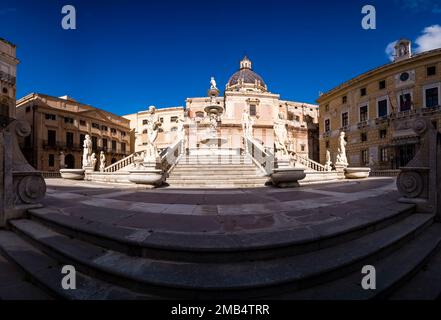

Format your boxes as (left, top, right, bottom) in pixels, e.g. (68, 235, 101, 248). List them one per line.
(226, 56, 267, 92)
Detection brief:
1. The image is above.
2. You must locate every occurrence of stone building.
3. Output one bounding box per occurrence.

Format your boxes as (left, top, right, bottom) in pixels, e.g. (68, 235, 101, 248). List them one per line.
(16, 94, 131, 172)
(125, 56, 319, 160)
(0, 38, 18, 124)
(317, 39, 441, 169)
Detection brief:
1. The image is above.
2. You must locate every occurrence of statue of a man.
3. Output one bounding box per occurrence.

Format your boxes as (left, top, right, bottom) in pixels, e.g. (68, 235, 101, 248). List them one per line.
(82, 134, 92, 167)
(99, 151, 106, 172)
(325, 149, 332, 171)
(335, 131, 348, 166)
(143, 105, 161, 162)
(241, 108, 254, 138)
(274, 112, 289, 157)
(91, 153, 97, 170)
(59, 152, 65, 169)
(210, 77, 218, 90)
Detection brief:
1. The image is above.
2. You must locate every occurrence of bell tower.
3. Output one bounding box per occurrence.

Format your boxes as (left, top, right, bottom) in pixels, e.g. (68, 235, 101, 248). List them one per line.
(394, 39, 412, 62)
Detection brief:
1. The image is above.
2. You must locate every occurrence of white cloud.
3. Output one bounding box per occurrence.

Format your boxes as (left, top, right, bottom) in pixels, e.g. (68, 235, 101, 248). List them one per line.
(385, 24, 441, 60)
(385, 41, 398, 61)
(415, 24, 441, 53)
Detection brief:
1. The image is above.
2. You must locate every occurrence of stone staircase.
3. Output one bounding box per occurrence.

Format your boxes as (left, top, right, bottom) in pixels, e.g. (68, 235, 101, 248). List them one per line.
(166, 154, 269, 188)
(1, 203, 441, 299)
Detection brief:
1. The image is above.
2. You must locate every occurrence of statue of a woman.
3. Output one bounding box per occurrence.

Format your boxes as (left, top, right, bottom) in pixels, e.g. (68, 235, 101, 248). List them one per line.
(99, 151, 106, 172)
(143, 106, 161, 162)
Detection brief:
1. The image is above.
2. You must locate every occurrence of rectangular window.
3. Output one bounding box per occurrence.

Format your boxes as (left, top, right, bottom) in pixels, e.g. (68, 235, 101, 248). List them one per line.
(300, 144, 305, 152)
(111, 128, 117, 134)
(325, 141, 330, 149)
(64, 117, 74, 124)
(112, 140, 117, 152)
(47, 130, 56, 146)
(102, 138, 108, 151)
(142, 120, 148, 125)
(342, 96, 347, 104)
(121, 142, 126, 154)
(378, 99, 388, 118)
(427, 66, 436, 76)
(399, 93, 412, 112)
(360, 88, 367, 96)
(66, 132, 74, 148)
(92, 136, 98, 151)
(45, 113, 56, 121)
(324, 119, 330, 132)
(92, 123, 100, 129)
(379, 80, 386, 90)
(361, 132, 367, 142)
(249, 104, 257, 116)
(361, 149, 369, 165)
(341, 112, 348, 127)
(79, 120, 86, 126)
(380, 148, 388, 162)
(360, 105, 368, 122)
(171, 116, 178, 123)
(79, 134, 85, 147)
(101, 125, 108, 131)
(26, 106, 31, 113)
(48, 154, 55, 167)
(379, 129, 387, 139)
(325, 104, 329, 112)
(425, 87, 439, 108)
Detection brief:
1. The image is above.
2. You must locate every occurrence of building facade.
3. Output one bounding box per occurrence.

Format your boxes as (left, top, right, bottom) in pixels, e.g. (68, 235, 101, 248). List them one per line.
(317, 39, 441, 169)
(16, 94, 131, 172)
(125, 56, 319, 160)
(0, 38, 18, 124)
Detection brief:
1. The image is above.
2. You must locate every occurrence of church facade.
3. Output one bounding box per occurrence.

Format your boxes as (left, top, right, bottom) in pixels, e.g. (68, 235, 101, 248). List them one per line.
(124, 56, 319, 161)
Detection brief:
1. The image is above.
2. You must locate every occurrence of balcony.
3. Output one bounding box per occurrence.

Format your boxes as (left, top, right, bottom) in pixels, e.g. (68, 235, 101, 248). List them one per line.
(357, 121, 369, 129)
(0, 70, 16, 85)
(42, 140, 82, 150)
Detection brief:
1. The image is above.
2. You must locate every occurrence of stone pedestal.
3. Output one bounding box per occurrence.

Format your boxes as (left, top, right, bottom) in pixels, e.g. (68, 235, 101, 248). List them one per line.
(334, 164, 347, 179)
(1, 119, 46, 227)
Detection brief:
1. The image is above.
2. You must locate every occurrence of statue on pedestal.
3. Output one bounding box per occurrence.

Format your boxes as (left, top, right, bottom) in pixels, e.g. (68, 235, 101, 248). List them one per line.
(82, 134, 93, 168)
(335, 131, 348, 167)
(143, 106, 161, 163)
(324, 149, 333, 171)
(59, 152, 65, 169)
(274, 112, 289, 157)
(99, 151, 106, 172)
(210, 77, 218, 90)
(241, 108, 254, 138)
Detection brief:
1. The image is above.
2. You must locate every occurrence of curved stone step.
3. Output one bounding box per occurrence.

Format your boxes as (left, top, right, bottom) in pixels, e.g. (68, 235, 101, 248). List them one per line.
(0, 231, 153, 300)
(9, 213, 433, 298)
(272, 223, 441, 300)
(27, 202, 416, 263)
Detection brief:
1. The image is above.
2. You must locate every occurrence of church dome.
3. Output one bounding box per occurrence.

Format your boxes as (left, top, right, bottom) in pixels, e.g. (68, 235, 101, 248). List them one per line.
(226, 56, 267, 92)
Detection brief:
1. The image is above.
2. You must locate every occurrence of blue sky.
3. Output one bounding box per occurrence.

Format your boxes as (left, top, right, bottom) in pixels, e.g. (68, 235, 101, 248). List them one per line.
(1, 0, 441, 115)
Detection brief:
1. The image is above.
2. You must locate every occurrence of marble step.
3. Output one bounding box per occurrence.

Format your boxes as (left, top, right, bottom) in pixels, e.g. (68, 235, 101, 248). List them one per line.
(0, 231, 153, 300)
(27, 203, 416, 263)
(272, 222, 441, 300)
(388, 243, 441, 300)
(168, 176, 264, 181)
(8, 214, 433, 299)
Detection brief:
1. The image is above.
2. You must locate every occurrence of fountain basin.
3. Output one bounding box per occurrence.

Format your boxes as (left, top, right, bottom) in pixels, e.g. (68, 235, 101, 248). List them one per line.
(344, 167, 371, 179)
(60, 169, 85, 180)
(271, 168, 306, 188)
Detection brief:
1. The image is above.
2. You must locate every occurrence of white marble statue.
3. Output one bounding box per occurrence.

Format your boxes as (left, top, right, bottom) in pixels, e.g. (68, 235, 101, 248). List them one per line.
(82, 134, 92, 167)
(143, 105, 161, 163)
(210, 77, 218, 90)
(335, 131, 348, 166)
(99, 151, 106, 172)
(274, 112, 289, 157)
(59, 152, 65, 169)
(91, 153, 97, 169)
(325, 149, 333, 171)
(176, 118, 185, 141)
(241, 108, 254, 138)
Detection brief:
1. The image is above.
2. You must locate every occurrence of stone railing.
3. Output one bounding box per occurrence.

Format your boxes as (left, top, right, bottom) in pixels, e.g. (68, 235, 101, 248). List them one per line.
(160, 138, 184, 174)
(396, 118, 440, 219)
(41, 171, 62, 179)
(103, 152, 142, 173)
(290, 152, 327, 172)
(244, 136, 274, 175)
(370, 169, 400, 177)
